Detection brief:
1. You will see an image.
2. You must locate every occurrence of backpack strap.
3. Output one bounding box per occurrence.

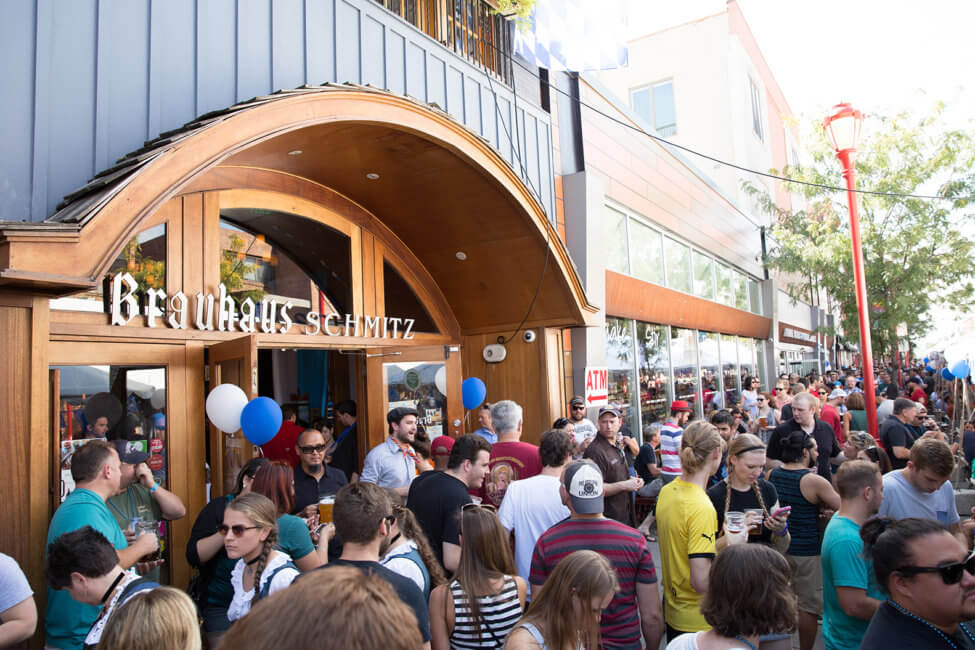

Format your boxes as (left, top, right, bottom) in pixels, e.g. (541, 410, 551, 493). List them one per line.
(256, 561, 298, 601)
(118, 576, 159, 602)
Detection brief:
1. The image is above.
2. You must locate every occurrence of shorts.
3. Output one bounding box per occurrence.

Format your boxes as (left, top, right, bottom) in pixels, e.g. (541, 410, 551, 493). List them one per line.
(789, 554, 823, 614)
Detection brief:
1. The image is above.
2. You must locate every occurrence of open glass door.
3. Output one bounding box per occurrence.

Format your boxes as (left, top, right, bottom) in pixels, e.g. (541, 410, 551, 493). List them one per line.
(208, 335, 257, 497)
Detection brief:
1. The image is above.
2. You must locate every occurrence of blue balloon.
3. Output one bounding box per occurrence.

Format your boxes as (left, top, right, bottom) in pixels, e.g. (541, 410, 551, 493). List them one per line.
(923, 357, 930, 364)
(942, 368, 955, 381)
(462, 377, 487, 410)
(240, 397, 283, 446)
(951, 360, 971, 380)
(925, 365, 935, 372)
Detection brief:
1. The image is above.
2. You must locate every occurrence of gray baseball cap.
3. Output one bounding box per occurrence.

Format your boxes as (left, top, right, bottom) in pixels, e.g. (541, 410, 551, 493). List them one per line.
(563, 459, 604, 515)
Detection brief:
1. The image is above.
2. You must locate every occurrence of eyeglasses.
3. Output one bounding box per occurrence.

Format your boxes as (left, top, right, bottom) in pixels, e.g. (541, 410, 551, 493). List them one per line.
(895, 551, 975, 585)
(299, 444, 328, 454)
(757, 397, 766, 402)
(219, 524, 261, 537)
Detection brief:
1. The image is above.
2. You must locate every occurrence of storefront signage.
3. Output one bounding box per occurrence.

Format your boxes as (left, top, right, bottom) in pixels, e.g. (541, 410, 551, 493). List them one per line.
(779, 323, 816, 347)
(110, 272, 416, 339)
(584, 366, 608, 406)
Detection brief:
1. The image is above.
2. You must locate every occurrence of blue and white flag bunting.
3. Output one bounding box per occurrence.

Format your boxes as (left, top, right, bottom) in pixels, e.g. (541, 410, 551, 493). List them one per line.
(515, 0, 628, 72)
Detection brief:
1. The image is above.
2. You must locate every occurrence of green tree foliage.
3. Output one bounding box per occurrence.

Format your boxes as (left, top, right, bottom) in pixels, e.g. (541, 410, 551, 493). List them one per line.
(746, 104, 975, 361)
(221, 234, 265, 305)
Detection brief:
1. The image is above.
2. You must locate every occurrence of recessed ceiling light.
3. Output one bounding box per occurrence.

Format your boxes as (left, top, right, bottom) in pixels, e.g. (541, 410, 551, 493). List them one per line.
(287, 150, 303, 156)
(455, 251, 467, 261)
(366, 172, 380, 180)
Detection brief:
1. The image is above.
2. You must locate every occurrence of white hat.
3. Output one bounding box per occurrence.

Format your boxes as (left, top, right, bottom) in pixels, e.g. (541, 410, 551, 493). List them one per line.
(828, 388, 848, 400)
(563, 460, 604, 514)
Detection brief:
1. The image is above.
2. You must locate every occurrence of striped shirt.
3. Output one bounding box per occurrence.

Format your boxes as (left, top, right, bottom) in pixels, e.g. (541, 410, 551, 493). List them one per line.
(530, 518, 657, 649)
(659, 421, 684, 477)
(768, 467, 821, 556)
(449, 575, 522, 649)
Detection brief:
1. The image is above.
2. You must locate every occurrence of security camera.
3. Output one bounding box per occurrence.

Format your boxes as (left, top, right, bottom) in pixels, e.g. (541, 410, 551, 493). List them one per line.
(523, 329, 537, 343)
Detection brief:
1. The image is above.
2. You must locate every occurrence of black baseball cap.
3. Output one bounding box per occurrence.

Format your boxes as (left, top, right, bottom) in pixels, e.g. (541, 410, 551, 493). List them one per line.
(113, 439, 149, 465)
(386, 406, 419, 424)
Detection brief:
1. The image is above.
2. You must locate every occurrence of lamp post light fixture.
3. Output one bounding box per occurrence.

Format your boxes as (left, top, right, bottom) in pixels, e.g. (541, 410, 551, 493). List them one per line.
(823, 103, 878, 437)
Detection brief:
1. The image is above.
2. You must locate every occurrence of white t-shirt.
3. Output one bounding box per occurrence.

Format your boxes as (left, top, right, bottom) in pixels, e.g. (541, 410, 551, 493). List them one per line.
(227, 551, 299, 621)
(497, 473, 570, 589)
(667, 632, 752, 650)
(570, 418, 597, 446)
(381, 540, 426, 595)
(0, 553, 32, 613)
(85, 572, 157, 648)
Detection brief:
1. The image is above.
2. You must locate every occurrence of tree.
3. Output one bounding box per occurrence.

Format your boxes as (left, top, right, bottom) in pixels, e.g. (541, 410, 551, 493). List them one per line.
(746, 104, 975, 365)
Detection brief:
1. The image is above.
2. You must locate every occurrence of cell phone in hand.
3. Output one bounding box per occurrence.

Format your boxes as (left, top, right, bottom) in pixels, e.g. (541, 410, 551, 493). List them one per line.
(771, 506, 792, 518)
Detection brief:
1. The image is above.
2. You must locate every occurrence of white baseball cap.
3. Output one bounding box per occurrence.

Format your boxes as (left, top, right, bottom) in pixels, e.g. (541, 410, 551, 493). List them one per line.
(563, 460, 604, 514)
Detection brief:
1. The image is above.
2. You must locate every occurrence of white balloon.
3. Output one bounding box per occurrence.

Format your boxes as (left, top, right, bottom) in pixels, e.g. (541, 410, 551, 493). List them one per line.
(150, 388, 166, 410)
(206, 384, 248, 432)
(434, 366, 447, 396)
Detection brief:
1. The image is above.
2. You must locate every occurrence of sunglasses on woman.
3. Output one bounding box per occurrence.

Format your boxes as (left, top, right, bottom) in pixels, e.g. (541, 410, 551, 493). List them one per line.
(219, 524, 261, 537)
(895, 551, 975, 584)
(462, 503, 497, 514)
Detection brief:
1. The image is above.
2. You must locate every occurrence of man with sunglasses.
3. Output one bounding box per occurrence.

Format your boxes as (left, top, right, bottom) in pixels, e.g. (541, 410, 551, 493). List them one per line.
(292, 428, 348, 514)
(567, 396, 596, 450)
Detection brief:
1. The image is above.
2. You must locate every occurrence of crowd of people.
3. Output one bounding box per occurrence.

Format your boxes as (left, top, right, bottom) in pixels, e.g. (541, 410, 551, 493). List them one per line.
(6, 364, 975, 649)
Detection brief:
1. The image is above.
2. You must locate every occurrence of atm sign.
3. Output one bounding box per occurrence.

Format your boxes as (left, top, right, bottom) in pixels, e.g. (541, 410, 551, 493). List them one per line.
(585, 367, 608, 406)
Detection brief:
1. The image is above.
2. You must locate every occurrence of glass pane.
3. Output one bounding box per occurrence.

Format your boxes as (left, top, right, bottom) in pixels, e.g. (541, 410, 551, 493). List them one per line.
(631, 87, 652, 125)
(720, 334, 740, 407)
(605, 317, 639, 438)
(383, 261, 438, 333)
(748, 279, 762, 314)
(605, 206, 629, 274)
(635, 322, 671, 429)
(653, 81, 676, 135)
(692, 250, 715, 300)
(664, 238, 692, 293)
(53, 224, 167, 313)
(716, 263, 734, 306)
(734, 272, 748, 310)
(699, 331, 721, 416)
(756, 339, 769, 391)
(628, 219, 663, 285)
(54, 364, 170, 581)
(670, 327, 699, 414)
(382, 361, 447, 437)
(739, 337, 757, 396)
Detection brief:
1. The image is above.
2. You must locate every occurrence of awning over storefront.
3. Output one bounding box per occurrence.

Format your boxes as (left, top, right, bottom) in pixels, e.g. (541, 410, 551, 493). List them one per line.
(0, 84, 596, 334)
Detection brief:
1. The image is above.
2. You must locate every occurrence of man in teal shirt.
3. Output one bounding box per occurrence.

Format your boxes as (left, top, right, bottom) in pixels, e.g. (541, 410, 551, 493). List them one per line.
(821, 460, 886, 650)
(45, 440, 158, 650)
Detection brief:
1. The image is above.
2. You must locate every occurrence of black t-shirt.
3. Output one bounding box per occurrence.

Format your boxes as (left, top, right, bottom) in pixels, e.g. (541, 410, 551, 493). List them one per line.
(707, 478, 780, 545)
(330, 422, 359, 478)
(292, 464, 348, 513)
(406, 470, 472, 569)
(309, 560, 431, 642)
(781, 403, 793, 422)
(861, 600, 975, 649)
(880, 418, 917, 471)
(634, 443, 658, 484)
(767, 418, 839, 481)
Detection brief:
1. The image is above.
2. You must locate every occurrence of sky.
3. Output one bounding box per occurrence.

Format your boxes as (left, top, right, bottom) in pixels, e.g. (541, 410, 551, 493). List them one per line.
(624, 0, 975, 354)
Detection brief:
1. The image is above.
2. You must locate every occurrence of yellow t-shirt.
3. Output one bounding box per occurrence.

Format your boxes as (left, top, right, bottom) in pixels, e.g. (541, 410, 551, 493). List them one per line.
(656, 477, 718, 633)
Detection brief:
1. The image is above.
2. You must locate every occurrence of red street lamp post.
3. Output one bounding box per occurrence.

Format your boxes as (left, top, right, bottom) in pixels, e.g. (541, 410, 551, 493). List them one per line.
(823, 103, 878, 438)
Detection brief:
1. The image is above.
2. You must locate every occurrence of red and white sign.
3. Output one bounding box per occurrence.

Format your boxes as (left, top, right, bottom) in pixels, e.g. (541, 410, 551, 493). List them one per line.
(584, 366, 608, 406)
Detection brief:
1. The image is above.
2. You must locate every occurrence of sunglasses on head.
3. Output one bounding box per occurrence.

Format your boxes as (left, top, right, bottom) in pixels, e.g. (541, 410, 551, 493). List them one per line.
(895, 551, 975, 585)
(219, 524, 260, 537)
(299, 444, 328, 454)
(462, 502, 497, 514)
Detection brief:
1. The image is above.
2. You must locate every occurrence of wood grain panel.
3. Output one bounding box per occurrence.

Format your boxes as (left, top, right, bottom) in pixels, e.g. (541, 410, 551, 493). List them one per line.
(605, 271, 772, 339)
(182, 193, 204, 298)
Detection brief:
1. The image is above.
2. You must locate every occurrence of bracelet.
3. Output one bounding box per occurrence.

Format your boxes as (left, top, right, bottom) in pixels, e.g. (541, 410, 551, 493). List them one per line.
(150, 482, 159, 493)
(774, 523, 789, 537)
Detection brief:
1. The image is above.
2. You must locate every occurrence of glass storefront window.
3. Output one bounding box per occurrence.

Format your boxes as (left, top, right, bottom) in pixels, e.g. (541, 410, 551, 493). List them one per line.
(716, 263, 734, 306)
(635, 322, 671, 429)
(628, 219, 664, 285)
(383, 261, 438, 333)
(606, 317, 639, 437)
(665, 238, 692, 294)
(670, 327, 699, 414)
(734, 271, 748, 310)
(382, 361, 447, 437)
(739, 337, 757, 391)
(755, 339, 769, 391)
(692, 250, 715, 300)
(699, 331, 721, 415)
(748, 278, 762, 314)
(720, 334, 740, 408)
(605, 206, 629, 275)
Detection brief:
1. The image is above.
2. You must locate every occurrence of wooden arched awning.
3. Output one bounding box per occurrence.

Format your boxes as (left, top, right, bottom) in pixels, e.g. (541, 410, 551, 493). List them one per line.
(0, 84, 597, 333)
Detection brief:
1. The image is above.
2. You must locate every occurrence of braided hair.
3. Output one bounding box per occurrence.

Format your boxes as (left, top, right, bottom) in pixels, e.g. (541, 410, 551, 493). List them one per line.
(226, 492, 279, 604)
(724, 434, 771, 521)
(390, 502, 447, 588)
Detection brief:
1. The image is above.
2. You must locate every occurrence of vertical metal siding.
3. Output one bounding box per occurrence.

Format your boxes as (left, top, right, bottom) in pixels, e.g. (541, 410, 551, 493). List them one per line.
(5, 0, 555, 223)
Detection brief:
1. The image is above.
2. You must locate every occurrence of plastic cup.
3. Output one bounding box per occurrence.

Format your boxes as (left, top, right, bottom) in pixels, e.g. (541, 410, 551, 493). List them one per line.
(745, 508, 764, 536)
(318, 496, 336, 523)
(726, 511, 746, 534)
(136, 520, 160, 561)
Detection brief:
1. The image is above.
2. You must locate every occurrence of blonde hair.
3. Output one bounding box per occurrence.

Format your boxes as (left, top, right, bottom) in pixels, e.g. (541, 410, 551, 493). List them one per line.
(96, 587, 201, 650)
(679, 421, 724, 474)
(724, 434, 770, 521)
(226, 492, 279, 604)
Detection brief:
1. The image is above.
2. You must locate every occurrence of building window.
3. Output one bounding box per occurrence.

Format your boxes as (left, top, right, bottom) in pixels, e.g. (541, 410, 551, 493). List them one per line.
(605, 206, 629, 274)
(671, 327, 699, 416)
(749, 77, 764, 141)
(720, 334, 740, 407)
(606, 317, 639, 437)
(628, 218, 664, 285)
(631, 80, 676, 136)
(664, 238, 692, 294)
(716, 263, 735, 307)
(748, 279, 762, 315)
(636, 322, 671, 427)
(699, 331, 721, 416)
(692, 250, 715, 300)
(734, 271, 748, 311)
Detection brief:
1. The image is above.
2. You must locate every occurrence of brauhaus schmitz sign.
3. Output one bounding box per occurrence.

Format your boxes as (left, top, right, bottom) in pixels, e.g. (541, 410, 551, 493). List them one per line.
(109, 272, 417, 339)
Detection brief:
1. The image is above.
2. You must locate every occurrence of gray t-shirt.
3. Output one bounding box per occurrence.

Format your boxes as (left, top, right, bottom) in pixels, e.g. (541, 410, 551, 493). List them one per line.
(878, 470, 959, 526)
(0, 553, 33, 613)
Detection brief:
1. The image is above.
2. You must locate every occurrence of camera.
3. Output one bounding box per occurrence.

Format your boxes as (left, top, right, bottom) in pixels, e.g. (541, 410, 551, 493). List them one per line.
(522, 329, 537, 343)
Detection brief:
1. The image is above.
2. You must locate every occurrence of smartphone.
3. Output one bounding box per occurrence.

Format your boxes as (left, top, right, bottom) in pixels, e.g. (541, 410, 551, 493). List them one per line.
(771, 506, 792, 518)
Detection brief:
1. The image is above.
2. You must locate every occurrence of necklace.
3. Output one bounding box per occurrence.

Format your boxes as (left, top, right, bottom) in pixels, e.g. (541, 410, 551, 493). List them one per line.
(888, 599, 975, 648)
(733, 634, 758, 650)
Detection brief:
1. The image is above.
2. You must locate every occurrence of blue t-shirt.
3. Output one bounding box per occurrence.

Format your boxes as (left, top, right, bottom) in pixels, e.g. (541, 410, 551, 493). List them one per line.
(878, 470, 960, 526)
(276, 513, 315, 563)
(45, 489, 129, 650)
(821, 515, 884, 650)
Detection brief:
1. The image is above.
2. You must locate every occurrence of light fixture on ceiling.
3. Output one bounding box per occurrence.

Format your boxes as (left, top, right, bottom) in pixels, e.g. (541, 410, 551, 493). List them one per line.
(287, 150, 303, 156)
(455, 251, 467, 261)
(366, 172, 380, 180)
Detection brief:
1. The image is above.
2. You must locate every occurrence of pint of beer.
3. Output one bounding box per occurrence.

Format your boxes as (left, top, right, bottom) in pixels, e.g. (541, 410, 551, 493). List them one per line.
(318, 496, 336, 523)
(759, 416, 767, 429)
